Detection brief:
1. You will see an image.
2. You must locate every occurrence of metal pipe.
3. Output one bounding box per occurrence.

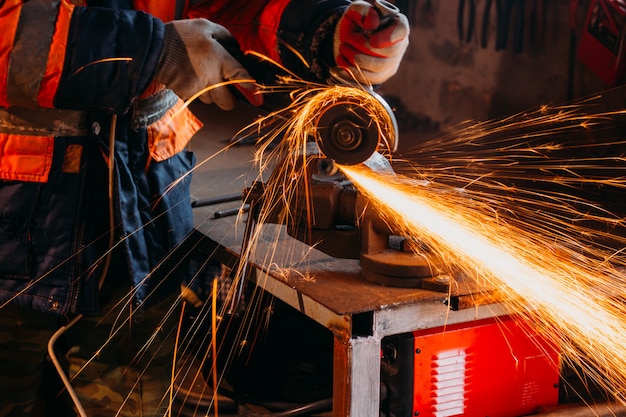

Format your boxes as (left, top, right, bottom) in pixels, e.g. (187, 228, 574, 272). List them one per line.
(191, 193, 243, 208)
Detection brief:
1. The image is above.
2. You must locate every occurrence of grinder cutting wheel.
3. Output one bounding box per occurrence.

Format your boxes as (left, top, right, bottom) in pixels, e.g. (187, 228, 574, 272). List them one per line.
(313, 90, 399, 165)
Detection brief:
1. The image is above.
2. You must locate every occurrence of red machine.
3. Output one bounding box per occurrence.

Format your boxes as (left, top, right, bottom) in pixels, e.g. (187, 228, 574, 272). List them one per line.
(381, 315, 561, 417)
(577, 0, 626, 85)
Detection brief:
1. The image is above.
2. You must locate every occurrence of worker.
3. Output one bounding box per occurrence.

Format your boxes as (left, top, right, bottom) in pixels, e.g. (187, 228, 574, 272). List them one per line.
(0, 0, 409, 416)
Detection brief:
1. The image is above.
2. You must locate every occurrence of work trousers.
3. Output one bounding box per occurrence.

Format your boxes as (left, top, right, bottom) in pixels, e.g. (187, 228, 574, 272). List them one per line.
(0, 286, 180, 417)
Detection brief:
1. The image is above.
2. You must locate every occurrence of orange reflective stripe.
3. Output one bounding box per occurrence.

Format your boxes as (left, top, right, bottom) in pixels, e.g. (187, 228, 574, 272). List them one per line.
(0, 0, 23, 107)
(0, 133, 54, 183)
(38, 0, 75, 108)
(147, 98, 203, 162)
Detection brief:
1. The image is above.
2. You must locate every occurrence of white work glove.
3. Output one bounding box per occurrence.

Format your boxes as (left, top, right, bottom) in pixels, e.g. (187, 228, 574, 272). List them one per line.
(333, 1, 409, 85)
(155, 18, 262, 110)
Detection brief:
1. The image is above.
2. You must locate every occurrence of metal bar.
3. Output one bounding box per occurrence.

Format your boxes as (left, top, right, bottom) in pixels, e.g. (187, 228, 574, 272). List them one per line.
(191, 193, 242, 208)
(213, 204, 249, 219)
(373, 300, 510, 337)
(332, 336, 381, 417)
(228, 200, 257, 315)
(333, 338, 351, 417)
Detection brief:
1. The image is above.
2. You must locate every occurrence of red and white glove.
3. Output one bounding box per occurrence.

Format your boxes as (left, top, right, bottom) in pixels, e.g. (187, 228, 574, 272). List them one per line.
(333, 1, 409, 85)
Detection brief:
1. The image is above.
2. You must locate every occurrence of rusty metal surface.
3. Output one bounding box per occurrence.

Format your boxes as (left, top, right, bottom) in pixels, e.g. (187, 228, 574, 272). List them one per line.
(195, 214, 488, 317)
(332, 339, 350, 417)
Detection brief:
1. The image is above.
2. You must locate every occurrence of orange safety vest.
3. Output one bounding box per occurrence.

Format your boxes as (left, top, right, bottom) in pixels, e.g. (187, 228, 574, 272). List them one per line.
(0, 0, 200, 184)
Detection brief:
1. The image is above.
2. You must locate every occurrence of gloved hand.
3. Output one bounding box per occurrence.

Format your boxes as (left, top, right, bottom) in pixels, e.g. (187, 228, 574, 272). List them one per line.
(333, 1, 409, 85)
(155, 18, 262, 110)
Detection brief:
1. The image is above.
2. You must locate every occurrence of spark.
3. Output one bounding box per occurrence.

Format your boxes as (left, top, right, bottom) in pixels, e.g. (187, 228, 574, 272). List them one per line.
(333, 102, 626, 405)
(13, 48, 626, 415)
(222, 79, 397, 294)
(71, 57, 134, 76)
(173, 69, 626, 409)
(240, 86, 626, 407)
(211, 278, 219, 417)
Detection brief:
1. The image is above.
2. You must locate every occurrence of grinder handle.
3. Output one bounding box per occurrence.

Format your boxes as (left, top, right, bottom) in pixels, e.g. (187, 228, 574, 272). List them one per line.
(371, 0, 400, 16)
(368, 0, 401, 26)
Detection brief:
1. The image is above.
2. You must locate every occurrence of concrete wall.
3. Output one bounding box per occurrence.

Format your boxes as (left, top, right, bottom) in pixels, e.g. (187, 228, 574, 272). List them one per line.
(380, 0, 621, 129)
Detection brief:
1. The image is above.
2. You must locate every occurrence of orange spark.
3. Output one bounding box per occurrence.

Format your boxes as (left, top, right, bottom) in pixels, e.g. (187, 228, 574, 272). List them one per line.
(341, 163, 626, 404)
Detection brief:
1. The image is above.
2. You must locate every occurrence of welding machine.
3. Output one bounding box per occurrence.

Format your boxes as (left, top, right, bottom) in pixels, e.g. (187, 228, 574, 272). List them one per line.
(577, 0, 626, 85)
(380, 315, 561, 417)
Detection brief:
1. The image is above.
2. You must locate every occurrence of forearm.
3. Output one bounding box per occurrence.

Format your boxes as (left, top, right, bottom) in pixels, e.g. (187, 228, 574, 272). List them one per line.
(56, 6, 164, 111)
(1, 1, 164, 113)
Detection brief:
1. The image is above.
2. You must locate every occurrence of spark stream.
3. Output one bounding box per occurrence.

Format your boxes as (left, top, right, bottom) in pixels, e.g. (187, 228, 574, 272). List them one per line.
(339, 102, 626, 404)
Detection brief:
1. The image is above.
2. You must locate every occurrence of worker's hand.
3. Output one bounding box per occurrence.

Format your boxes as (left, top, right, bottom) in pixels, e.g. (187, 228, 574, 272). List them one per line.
(155, 18, 263, 110)
(333, 1, 409, 85)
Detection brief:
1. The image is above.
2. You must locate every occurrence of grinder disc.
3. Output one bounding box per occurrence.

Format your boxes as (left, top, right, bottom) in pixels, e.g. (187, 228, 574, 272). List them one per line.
(315, 93, 397, 165)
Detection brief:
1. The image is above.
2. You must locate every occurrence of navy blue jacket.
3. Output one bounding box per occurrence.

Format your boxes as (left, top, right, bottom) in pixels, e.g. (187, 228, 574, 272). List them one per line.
(0, 3, 191, 315)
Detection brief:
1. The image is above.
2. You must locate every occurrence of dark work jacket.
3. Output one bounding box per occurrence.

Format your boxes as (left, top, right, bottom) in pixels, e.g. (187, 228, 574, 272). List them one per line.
(0, 0, 348, 316)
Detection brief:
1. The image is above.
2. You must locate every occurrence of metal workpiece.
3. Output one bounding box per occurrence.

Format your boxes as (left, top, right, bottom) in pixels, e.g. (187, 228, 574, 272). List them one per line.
(243, 147, 362, 260)
(359, 215, 446, 288)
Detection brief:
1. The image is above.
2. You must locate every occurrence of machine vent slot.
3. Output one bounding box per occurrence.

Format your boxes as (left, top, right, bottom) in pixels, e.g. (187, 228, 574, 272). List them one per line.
(429, 348, 471, 417)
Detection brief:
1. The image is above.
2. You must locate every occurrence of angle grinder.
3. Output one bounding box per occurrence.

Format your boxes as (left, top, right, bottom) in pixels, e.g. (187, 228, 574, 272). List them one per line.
(215, 24, 399, 164)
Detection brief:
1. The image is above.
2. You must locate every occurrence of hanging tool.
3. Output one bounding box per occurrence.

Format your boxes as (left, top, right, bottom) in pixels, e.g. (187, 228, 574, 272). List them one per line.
(496, 0, 526, 53)
(481, 0, 499, 48)
(529, 0, 545, 46)
(495, 0, 509, 50)
(458, 0, 477, 42)
(511, 0, 526, 53)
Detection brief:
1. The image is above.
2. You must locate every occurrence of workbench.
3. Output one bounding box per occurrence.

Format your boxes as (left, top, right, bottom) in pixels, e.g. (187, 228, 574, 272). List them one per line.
(187, 103, 511, 417)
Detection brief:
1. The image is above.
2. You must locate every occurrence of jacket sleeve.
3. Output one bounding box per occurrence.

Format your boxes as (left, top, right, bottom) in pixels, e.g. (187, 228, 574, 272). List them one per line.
(0, 0, 164, 113)
(188, 0, 350, 82)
